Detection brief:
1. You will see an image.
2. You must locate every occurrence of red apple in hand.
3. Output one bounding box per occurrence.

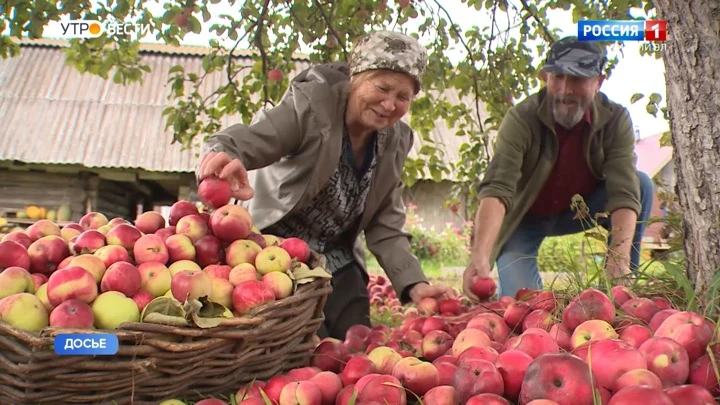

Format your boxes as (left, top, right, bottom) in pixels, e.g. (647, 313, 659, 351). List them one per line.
(198, 176, 233, 209)
(470, 277, 496, 301)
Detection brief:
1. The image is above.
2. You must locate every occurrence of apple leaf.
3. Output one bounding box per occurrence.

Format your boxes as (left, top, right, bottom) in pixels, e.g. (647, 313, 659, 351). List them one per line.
(190, 297, 233, 328)
(140, 297, 190, 326)
(291, 266, 332, 286)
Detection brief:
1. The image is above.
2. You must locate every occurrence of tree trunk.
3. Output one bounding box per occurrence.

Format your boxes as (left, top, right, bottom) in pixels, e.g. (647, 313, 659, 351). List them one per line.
(654, 0, 720, 307)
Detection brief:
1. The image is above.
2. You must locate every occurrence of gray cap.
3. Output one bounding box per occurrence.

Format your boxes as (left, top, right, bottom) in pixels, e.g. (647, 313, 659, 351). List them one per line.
(349, 30, 429, 93)
(541, 36, 607, 77)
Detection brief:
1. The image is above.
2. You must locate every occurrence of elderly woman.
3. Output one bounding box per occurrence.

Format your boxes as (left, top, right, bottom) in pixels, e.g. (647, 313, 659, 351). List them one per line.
(197, 31, 455, 340)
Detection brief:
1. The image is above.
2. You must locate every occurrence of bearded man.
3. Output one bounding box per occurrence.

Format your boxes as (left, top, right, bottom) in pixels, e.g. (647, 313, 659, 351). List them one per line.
(462, 36, 654, 299)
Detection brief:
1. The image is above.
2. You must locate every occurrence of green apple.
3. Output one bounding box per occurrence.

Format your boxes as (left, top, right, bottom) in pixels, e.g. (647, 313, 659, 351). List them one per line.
(91, 291, 140, 329)
(0, 293, 49, 332)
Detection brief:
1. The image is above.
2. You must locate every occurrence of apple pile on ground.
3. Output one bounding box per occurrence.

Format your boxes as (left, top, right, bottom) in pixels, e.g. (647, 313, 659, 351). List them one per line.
(184, 278, 719, 405)
(0, 178, 322, 333)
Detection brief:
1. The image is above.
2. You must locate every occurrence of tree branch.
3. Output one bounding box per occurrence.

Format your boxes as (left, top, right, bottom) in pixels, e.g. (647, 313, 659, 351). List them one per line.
(253, 0, 274, 107)
(432, 0, 485, 135)
(312, 0, 348, 60)
(227, 21, 256, 93)
(518, 0, 555, 43)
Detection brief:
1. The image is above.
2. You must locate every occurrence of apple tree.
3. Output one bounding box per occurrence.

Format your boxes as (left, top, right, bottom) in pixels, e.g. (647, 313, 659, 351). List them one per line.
(2, 0, 719, 307)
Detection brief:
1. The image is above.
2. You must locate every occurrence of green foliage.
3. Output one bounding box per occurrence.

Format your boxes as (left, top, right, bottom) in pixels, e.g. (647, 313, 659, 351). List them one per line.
(0, 0, 658, 212)
(537, 231, 607, 273)
(403, 203, 472, 264)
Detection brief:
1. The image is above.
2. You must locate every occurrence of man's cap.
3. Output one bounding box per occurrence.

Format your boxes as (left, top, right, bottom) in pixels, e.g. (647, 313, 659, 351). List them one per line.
(349, 30, 429, 93)
(541, 36, 607, 78)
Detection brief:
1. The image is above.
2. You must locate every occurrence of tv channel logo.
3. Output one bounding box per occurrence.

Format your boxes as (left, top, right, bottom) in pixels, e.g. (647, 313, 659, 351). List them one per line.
(49, 20, 151, 39)
(578, 20, 667, 42)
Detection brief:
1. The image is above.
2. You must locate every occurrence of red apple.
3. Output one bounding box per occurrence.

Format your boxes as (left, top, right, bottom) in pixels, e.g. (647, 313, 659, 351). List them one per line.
(618, 324, 652, 348)
(2, 231, 33, 249)
(198, 176, 233, 209)
(649, 309, 680, 332)
(286, 366, 321, 381)
(620, 297, 660, 323)
(171, 270, 213, 302)
(93, 245, 130, 269)
(279, 237, 311, 264)
(194, 235, 223, 267)
(391, 357, 439, 396)
(452, 328, 492, 357)
(46, 266, 99, 306)
(79, 212, 109, 229)
(502, 330, 561, 359)
(209, 204, 253, 243)
(367, 346, 402, 375)
(466, 393, 511, 405)
(664, 384, 716, 404)
(470, 277, 497, 301)
(417, 297, 439, 316)
(267, 68, 283, 82)
(423, 385, 459, 405)
(522, 309, 554, 332)
(571, 339, 647, 391)
(608, 385, 674, 405)
(654, 311, 715, 362)
(638, 336, 690, 387)
(225, 239, 263, 268)
(28, 235, 70, 275)
(25, 219, 61, 241)
(570, 319, 618, 349)
(311, 338, 350, 373)
(264, 375, 297, 405)
(134, 211, 166, 234)
(101, 261, 142, 297)
(0, 240, 31, 271)
(548, 323, 573, 352)
(611, 285, 637, 308)
(495, 349, 534, 402)
(518, 353, 599, 405)
(131, 290, 154, 312)
(232, 279, 274, 314)
(613, 368, 663, 393)
(203, 264, 232, 280)
(340, 354, 378, 386)
(561, 288, 615, 331)
(439, 298, 463, 315)
(133, 234, 169, 264)
(354, 374, 406, 405)
(504, 301, 533, 331)
(452, 359, 505, 402)
(422, 330, 454, 362)
(105, 223, 142, 251)
(71, 230, 106, 255)
(467, 312, 512, 342)
(278, 380, 322, 405)
(308, 371, 343, 405)
(49, 298, 94, 328)
(175, 214, 209, 243)
(168, 201, 199, 226)
(165, 234, 196, 263)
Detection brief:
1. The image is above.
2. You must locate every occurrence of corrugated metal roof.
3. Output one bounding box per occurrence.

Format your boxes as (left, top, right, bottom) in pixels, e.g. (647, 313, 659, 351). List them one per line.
(0, 38, 482, 179)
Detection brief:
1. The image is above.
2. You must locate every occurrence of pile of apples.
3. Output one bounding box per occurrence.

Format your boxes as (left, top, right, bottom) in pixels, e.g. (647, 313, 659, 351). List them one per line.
(0, 176, 317, 333)
(183, 279, 719, 405)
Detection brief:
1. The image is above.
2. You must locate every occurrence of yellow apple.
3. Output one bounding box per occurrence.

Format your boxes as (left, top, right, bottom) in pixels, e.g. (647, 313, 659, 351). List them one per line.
(168, 260, 202, 277)
(0, 293, 49, 332)
(91, 291, 140, 329)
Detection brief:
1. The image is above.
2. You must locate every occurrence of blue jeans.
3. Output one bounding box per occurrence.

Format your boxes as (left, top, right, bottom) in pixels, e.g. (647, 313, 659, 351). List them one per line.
(496, 170, 655, 298)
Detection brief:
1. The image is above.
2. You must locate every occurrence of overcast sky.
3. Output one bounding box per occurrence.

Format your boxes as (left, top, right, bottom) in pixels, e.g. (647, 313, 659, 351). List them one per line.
(41, 0, 669, 138)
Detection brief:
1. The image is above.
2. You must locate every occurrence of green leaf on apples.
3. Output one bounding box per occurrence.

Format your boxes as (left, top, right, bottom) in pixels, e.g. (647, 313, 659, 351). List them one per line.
(141, 297, 190, 326)
(190, 297, 233, 329)
(346, 388, 358, 405)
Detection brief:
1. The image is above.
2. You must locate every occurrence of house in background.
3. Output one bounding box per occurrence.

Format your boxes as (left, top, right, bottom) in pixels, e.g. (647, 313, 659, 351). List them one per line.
(634, 131, 675, 251)
(0, 38, 484, 229)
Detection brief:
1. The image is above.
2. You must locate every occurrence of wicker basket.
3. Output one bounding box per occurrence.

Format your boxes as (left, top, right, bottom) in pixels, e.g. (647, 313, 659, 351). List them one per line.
(0, 257, 333, 405)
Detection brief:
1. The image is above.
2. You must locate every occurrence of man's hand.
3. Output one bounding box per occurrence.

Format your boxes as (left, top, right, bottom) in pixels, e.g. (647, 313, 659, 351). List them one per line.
(198, 152, 255, 201)
(606, 253, 633, 286)
(462, 256, 492, 301)
(408, 282, 457, 304)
